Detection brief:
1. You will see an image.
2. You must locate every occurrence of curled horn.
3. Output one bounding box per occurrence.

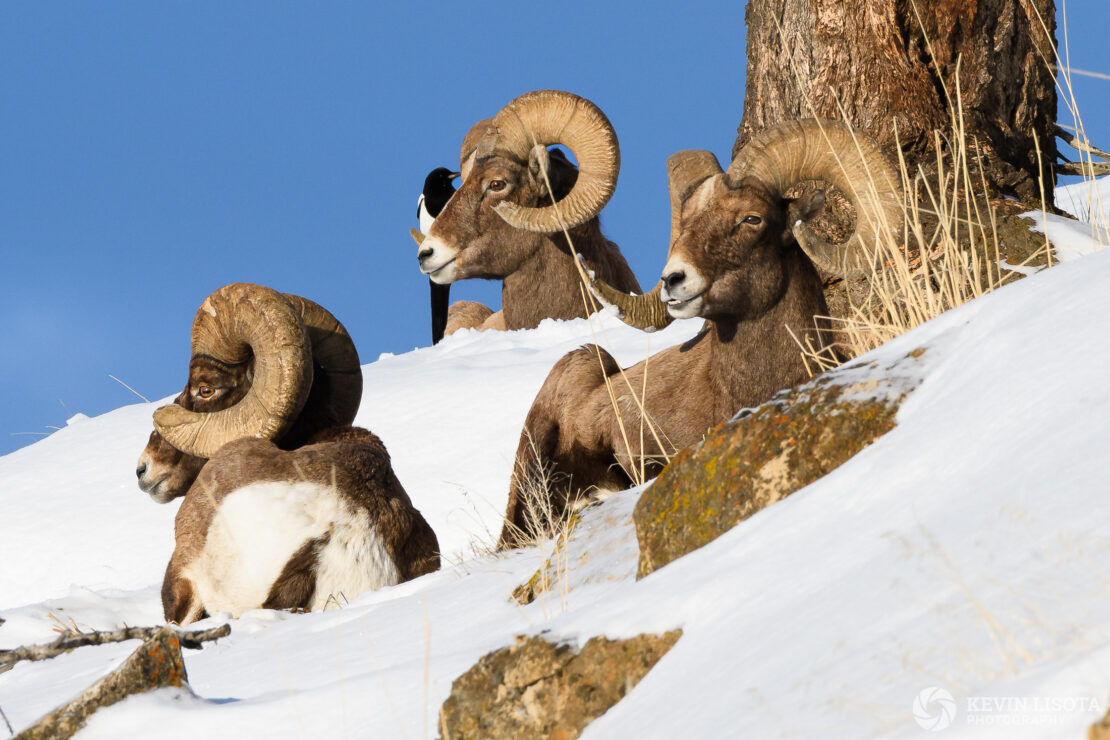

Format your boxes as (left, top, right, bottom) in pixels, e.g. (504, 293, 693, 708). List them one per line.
(281, 293, 363, 431)
(725, 119, 903, 278)
(477, 90, 620, 233)
(588, 150, 724, 331)
(153, 283, 313, 458)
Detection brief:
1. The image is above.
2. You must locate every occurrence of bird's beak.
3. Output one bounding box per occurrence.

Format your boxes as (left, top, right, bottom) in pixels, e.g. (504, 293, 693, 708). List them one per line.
(449, 171, 461, 180)
(410, 228, 426, 246)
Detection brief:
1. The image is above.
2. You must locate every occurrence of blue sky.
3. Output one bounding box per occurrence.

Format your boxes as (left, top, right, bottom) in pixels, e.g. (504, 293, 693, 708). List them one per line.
(1, 2, 1107, 456)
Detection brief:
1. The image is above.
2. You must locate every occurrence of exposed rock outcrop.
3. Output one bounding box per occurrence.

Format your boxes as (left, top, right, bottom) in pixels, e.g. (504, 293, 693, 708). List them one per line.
(440, 631, 681, 740)
(17, 628, 190, 739)
(635, 351, 924, 578)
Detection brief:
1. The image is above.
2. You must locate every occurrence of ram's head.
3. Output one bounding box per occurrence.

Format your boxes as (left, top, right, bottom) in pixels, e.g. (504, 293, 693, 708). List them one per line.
(135, 283, 362, 502)
(416, 90, 620, 284)
(590, 119, 904, 328)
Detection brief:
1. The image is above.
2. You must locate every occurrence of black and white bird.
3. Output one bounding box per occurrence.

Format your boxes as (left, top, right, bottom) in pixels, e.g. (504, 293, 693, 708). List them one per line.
(416, 167, 460, 344)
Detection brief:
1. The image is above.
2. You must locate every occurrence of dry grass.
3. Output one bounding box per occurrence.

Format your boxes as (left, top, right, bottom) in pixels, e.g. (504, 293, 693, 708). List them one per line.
(501, 429, 576, 548)
(787, 3, 1110, 374)
(795, 110, 1039, 373)
(499, 430, 580, 614)
(46, 611, 84, 636)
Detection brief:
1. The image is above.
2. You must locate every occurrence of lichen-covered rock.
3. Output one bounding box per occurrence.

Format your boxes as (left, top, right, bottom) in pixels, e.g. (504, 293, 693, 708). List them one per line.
(17, 628, 189, 739)
(635, 355, 922, 578)
(440, 631, 681, 740)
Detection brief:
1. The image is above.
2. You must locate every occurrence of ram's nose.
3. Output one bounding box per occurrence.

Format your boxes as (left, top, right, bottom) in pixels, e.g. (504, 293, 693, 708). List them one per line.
(663, 270, 686, 291)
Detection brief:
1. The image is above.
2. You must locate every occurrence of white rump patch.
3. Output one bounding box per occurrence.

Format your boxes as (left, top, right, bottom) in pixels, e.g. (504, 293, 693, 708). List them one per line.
(185, 480, 400, 617)
(311, 500, 400, 611)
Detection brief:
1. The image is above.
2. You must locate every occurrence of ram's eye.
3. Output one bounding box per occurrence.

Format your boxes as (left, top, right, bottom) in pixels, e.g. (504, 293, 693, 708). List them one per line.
(488, 179, 507, 193)
(196, 385, 215, 399)
(742, 215, 763, 226)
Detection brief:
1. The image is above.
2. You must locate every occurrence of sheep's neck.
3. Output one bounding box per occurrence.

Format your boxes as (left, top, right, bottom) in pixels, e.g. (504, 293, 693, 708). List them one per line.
(501, 233, 593, 330)
(707, 299, 825, 419)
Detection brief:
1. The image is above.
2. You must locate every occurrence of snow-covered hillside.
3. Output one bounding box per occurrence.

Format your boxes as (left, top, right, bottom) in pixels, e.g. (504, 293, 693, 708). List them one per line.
(2, 193, 1110, 737)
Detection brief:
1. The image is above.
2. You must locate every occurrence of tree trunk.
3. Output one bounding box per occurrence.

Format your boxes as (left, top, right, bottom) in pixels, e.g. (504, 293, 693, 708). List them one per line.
(736, 0, 1057, 205)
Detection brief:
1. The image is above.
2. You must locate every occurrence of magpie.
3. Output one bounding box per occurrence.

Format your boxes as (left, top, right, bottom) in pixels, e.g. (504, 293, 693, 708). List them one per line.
(417, 167, 460, 345)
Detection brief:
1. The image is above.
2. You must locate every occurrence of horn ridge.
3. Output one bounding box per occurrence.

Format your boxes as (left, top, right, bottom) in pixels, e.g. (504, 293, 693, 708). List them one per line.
(282, 293, 363, 429)
(153, 283, 312, 458)
(727, 119, 904, 278)
(484, 90, 620, 233)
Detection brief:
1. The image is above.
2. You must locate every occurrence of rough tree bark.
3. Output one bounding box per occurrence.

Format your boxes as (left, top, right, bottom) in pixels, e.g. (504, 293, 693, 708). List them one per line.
(736, 0, 1057, 205)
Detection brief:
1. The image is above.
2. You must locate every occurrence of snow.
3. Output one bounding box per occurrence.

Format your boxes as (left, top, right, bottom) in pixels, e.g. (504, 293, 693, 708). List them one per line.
(1055, 174, 1110, 226)
(1025, 174, 1110, 262)
(3, 218, 1110, 737)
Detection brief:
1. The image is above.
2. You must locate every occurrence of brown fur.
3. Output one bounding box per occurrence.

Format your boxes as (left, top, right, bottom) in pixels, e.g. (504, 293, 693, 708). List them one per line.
(162, 428, 440, 622)
(498, 178, 835, 547)
(424, 149, 640, 330)
(445, 301, 495, 335)
(262, 533, 329, 610)
(161, 559, 203, 625)
(445, 302, 511, 335)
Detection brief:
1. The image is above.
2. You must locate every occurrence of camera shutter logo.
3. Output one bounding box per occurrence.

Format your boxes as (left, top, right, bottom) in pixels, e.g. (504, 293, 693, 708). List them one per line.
(913, 687, 957, 731)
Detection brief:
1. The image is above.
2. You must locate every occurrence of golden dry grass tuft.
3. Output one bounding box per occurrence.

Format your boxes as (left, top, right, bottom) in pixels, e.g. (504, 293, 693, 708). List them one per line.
(791, 4, 1108, 374)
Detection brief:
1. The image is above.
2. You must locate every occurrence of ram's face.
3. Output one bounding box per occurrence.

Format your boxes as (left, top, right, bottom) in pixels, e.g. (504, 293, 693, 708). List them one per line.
(416, 148, 580, 284)
(659, 176, 794, 321)
(136, 357, 251, 503)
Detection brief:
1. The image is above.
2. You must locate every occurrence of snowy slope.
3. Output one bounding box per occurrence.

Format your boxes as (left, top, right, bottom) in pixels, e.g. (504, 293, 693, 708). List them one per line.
(3, 244, 1110, 737)
(1056, 174, 1110, 225)
(1029, 175, 1110, 261)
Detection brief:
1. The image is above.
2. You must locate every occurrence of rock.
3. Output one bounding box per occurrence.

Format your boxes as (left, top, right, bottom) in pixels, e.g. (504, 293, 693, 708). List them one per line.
(1091, 704, 1110, 740)
(440, 631, 681, 740)
(634, 355, 921, 578)
(512, 567, 546, 606)
(16, 627, 190, 739)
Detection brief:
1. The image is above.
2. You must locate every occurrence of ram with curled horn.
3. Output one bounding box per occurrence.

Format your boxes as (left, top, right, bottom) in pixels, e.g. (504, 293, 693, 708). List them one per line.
(411, 89, 642, 334)
(136, 283, 439, 624)
(499, 119, 903, 547)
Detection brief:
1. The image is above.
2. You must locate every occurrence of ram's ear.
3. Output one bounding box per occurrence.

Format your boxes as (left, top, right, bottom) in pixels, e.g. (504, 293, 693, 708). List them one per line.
(784, 190, 826, 245)
(529, 145, 578, 203)
(527, 144, 552, 187)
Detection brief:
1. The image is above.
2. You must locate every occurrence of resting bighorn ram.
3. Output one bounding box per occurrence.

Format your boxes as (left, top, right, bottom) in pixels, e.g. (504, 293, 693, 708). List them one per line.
(499, 120, 903, 547)
(413, 90, 641, 334)
(136, 283, 439, 624)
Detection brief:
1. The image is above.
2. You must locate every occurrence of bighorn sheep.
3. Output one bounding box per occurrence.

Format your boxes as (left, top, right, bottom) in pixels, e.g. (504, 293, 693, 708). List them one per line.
(136, 283, 439, 624)
(499, 120, 903, 547)
(413, 90, 641, 334)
